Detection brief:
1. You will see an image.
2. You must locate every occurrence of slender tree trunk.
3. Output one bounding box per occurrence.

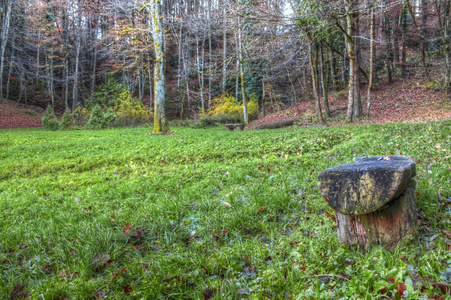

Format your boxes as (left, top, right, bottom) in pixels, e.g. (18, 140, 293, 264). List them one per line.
(353, 13, 362, 118)
(261, 80, 265, 118)
(235, 32, 239, 101)
(367, 1, 375, 117)
(72, 0, 82, 112)
(0, 0, 12, 103)
(238, 23, 247, 123)
(308, 40, 324, 124)
(208, 0, 212, 108)
(150, 0, 168, 133)
(6, 47, 14, 101)
(421, 0, 432, 81)
(401, 5, 408, 78)
(320, 41, 331, 118)
(49, 52, 55, 109)
(91, 41, 97, 97)
(222, 6, 228, 93)
(383, 0, 394, 84)
(444, 1, 451, 88)
(177, 18, 183, 89)
(345, 3, 355, 123)
(329, 48, 338, 90)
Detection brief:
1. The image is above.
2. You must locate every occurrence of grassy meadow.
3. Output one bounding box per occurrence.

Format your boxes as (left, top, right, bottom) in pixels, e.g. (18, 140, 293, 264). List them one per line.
(1, 121, 451, 299)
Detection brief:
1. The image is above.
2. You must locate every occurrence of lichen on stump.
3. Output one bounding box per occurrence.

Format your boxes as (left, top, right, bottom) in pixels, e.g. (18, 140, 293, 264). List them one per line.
(318, 155, 418, 251)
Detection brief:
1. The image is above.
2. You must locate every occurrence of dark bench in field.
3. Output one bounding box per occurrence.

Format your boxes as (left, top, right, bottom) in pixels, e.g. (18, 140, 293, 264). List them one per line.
(225, 123, 245, 131)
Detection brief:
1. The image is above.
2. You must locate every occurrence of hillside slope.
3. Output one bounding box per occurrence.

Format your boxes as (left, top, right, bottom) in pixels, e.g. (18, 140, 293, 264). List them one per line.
(0, 100, 43, 129)
(247, 78, 451, 130)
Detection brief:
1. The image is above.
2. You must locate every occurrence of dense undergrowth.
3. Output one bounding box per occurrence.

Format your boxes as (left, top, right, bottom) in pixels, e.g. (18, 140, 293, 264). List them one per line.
(1, 121, 451, 299)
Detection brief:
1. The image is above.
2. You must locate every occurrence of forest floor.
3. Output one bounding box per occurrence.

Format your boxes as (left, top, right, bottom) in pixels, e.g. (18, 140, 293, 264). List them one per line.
(0, 100, 44, 129)
(247, 77, 451, 130)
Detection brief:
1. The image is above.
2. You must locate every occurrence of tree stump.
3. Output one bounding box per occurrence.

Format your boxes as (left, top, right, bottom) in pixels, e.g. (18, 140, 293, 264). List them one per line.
(318, 155, 418, 251)
(225, 123, 245, 131)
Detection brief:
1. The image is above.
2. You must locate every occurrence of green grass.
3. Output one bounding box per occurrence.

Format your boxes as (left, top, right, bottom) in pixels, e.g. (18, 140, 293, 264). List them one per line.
(1, 122, 451, 299)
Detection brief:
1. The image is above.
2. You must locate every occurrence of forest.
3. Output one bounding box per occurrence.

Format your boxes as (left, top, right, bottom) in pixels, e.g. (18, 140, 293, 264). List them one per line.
(1, 0, 451, 132)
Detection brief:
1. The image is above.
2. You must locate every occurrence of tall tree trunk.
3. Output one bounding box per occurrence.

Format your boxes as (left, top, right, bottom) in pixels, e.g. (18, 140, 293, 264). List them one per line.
(208, 0, 212, 108)
(383, 0, 394, 84)
(261, 80, 265, 118)
(6, 46, 14, 101)
(401, 4, 408, 78)
(444, 1, 451, 88)
(91, 40, 97, 97)
(329, 48, 338, 90)
(235, 32, 239, 101)
(0, 0, 12, 103)
(150, 0, 168, 133)
(421, 0, 432, 81)
(177, 18, 183, 89)
(345, 3, 355, 123)
(353, 13, 362, 118)
(150, 0, 168, 134)
(65, 58, 69, 111)
(320, 41, 331, 118)
(367, 1, 375, 117)
(222, 5, 228, 93)
(72, 0, 82, 112)
(238, 23, 247, 123)
(308, 39, 324, 125)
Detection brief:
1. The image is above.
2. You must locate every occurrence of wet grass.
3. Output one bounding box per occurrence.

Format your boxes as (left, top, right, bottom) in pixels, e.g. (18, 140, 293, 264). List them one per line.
(1, 122, 451, 299)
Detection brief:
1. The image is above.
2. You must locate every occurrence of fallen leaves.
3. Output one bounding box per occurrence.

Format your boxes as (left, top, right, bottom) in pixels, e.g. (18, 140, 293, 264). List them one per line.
(123, 285, 132, 294)
(10, 284, 29, 300)
(203, 287, 213, 300)
(397, 282, 407, 297)
(326, 212, 336, 222)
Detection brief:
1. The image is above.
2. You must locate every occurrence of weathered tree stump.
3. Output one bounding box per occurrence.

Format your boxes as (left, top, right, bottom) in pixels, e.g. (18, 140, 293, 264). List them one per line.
(225, 123, 245, 131)
(318, 155, 418, 251)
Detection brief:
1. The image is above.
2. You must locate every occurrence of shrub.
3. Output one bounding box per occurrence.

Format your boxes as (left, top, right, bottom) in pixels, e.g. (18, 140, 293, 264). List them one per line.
(247, 93, 259, 121)
(208, 93, 259, 122)
(86, 106, 116, 130)
(208, 94, 242, 118)
(190, 115, 217, 129)
(73, 107, 91, 126)
(114, 93, 150, 126)
(42, 106, 59, 131)
(85, 75, 128, 109)
(59, 110, 73, 130)
(168, 119, 191, 128)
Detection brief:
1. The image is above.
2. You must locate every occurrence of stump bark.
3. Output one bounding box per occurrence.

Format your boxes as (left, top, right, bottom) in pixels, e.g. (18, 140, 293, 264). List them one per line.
(318, 155, 418, 251)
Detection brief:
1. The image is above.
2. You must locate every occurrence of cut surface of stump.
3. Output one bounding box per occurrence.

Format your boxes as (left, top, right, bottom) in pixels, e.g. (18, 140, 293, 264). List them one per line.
(318, 155, 416, 215)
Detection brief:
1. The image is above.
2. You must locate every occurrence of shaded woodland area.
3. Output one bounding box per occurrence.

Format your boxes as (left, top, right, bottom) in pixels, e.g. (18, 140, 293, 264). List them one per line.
(0, 0, 450, 130)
